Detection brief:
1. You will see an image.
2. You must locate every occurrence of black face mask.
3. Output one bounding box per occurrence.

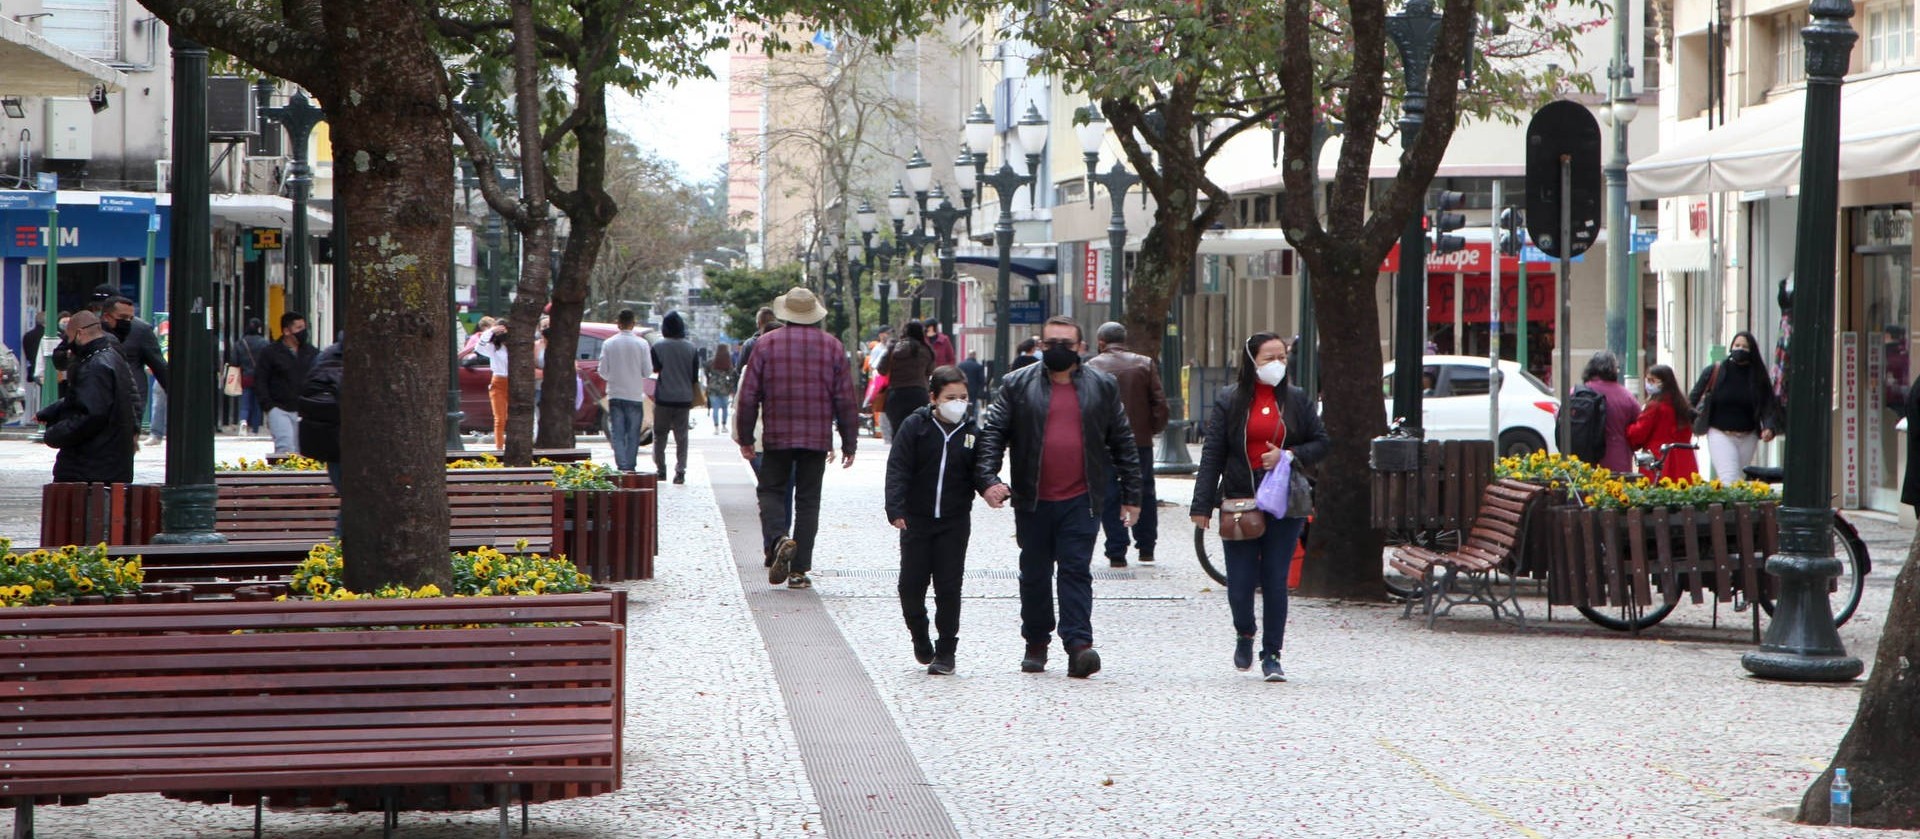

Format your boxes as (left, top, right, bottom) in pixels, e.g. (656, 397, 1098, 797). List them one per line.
(109, 319, 132, 341)
(1728, 347, 1753, 365)
(1042, 345, 1078, 372)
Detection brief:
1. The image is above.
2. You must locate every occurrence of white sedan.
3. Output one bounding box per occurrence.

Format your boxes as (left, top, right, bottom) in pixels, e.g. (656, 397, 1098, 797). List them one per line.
(1381, 356, 1561, 456)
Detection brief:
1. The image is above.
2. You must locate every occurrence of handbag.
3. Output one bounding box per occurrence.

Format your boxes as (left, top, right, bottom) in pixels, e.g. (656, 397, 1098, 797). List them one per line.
(1692, 363, 1719, 436)
(222, 365, 244, 397)
(1218, 498, 1267, 541)
(693, 381, 708, 409)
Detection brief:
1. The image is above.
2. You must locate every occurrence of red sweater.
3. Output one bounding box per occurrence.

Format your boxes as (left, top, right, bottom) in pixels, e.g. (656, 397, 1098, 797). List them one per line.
(1625, 399, 1698, 480)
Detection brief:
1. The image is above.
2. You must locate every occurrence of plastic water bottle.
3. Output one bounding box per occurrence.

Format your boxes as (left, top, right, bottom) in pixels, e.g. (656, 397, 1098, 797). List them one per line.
(1831, 768, 1852, 827)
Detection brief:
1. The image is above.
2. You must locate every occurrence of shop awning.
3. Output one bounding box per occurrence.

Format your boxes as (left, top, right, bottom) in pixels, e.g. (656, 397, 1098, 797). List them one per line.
(1629, 71, 1920, 199)
(208, 194, 334, 233)
(0, 17, 126, 96)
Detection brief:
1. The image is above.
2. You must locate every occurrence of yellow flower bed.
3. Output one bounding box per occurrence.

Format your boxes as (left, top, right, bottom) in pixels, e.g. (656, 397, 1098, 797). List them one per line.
(289, 540, 591, 601)
(0, 539, 144, 607)
(1494, 451, 1777, 511)
(219, 454, 328, 471)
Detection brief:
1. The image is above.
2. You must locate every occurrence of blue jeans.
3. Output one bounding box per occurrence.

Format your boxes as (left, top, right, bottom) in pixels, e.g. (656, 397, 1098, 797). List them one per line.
(709, 393, 730, 428)
(606, 398, 647, 472)
(1100, 445, 1157, 561)
(1223, 514, 1304, 656)
(1013, 494, 1100, 650)
(238, 386, 262, 432)
(148, 382, 167, 437)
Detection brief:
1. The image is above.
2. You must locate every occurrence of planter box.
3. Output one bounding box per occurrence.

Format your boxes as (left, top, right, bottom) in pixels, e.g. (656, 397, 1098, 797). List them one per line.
(558, 473, 657, 582)
(1546, 502, 1777, 609)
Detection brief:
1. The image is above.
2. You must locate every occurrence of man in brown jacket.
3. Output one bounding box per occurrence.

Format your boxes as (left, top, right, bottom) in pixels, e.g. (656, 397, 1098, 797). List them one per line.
(1085, 322, 1168, 567)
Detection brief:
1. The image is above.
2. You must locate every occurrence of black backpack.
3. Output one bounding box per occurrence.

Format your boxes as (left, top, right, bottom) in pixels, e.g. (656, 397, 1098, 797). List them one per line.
(1566, 385, 1607, 464)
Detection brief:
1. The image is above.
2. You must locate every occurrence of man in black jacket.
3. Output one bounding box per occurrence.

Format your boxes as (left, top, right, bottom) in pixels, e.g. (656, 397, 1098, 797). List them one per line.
(256, 311, 318, 455)
(91, 288, 167, 428)
(35, 311, 137, 483)
(976, 316, 1141, 679)
(300, 340, 345, 531)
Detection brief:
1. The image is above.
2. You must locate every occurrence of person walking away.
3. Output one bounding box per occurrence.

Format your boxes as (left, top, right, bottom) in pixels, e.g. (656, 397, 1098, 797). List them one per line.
(887, 367, 986, 674)
(1689, 330, 1781, 482)
(734, 287, 860, 589)
(473, 320, 513, 447)
(95, 292, 168, 440)
(1189, 332, 1328, 682)
(228, 318, 269, 434)
(598, 309, 654, 472)
(925, 319, 957, 368)
(976, 316, 1142, 679)
(35, 311, 137, 483)
(1084, 322, 1169, 568)
(958, 350, 987, 413)
(1008, 336, 1040, 374)
(1903, 368, 1920, 515)
(880, 320, 935, 435)
(255, 311, 319, 456)
(737, 308, 777, 371)
(1580, 351, 1641, 474)
(707, 342, 737, 432)
(650, 311, 699, 484)
(298, 338, 344, 531)
(1626, 364, 1699, 480)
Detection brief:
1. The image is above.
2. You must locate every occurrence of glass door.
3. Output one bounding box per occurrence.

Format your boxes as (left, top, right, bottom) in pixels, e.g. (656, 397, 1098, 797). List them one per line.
(1855, 207, 1913, 512)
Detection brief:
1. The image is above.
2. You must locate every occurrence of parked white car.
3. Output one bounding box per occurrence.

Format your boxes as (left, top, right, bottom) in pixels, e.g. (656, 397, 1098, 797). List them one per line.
(1381, 356, 1560, 456)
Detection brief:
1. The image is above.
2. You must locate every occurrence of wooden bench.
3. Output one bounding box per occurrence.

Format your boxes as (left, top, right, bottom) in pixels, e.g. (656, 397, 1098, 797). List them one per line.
(2, 591, 626, 839)
(1388, 479, 1547, 628)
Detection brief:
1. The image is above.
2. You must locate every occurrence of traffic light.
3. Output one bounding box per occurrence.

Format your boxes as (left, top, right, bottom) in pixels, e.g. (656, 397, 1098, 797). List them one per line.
(1497, 206, 1525, 256)
(1428, 189, 1466, 255)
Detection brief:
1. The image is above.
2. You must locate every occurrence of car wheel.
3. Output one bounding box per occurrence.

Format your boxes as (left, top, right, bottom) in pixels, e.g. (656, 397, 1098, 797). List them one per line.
(1497, 429, 1547, 458)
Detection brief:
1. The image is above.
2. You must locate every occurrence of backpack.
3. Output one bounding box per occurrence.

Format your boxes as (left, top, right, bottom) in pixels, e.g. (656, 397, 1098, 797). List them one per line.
(1566, 385, 1608, 465)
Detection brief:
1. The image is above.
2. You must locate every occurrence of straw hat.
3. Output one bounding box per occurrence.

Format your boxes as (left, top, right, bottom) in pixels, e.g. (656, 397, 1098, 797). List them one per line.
(773, 286, 828, 324)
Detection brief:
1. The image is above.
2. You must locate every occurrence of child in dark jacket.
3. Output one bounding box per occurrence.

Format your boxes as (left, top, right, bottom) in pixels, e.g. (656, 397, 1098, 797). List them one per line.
(885, 366, 985, 675)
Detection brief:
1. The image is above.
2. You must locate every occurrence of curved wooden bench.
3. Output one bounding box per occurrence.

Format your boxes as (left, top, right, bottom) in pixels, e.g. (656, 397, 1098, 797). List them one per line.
(1389, 478, 1546, 628)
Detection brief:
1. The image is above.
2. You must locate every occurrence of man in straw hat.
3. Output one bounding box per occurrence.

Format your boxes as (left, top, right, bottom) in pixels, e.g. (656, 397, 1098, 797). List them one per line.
(735, 286, 861, 589)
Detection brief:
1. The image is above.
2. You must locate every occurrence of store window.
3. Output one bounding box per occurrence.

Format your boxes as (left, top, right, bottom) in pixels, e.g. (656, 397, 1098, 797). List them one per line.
(43, 0, 118, 62)
(1867, 1, 1916, 71)
(1853, 206, 1912, 511)
(1774, 11, 1808, 88)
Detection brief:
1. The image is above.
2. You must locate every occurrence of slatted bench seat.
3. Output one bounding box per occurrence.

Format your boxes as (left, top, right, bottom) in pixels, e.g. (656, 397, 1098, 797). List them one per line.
(1388, 478, 1548, 628)
(2, 591, 626, 839)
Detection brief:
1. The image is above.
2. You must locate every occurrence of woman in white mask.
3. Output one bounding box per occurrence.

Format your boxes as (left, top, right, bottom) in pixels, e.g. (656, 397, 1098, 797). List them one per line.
(884, 366, 983, 675)
(1188, 333, 1328, 682)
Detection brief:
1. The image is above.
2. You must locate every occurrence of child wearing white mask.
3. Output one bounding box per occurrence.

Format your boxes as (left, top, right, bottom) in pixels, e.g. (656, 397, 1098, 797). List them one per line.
(885, 366, 988, 675)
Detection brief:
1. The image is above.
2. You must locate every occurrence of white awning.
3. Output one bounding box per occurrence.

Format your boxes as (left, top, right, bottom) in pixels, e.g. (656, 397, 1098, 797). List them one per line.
(208, 194, 334, 233)
(1629, 71, 1920, 199)
(0, 17, 126, 96)
(1648, 239, 1712, 272)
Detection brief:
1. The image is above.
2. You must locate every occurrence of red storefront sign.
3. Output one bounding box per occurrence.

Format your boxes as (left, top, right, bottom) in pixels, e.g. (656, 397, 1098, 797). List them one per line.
(1378, 241, 1557, 275)
(1426, 271, 1557, 324)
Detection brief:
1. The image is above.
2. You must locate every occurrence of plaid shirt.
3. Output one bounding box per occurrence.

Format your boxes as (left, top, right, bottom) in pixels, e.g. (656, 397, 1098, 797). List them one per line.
(735, 324, 860, 454)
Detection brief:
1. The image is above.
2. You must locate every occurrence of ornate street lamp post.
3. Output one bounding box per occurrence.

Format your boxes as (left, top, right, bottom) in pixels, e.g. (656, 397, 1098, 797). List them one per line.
(1074, 105, 1140, 315)
(1385, 0, 1443, 436)
(154, 33, 224, 545)
(965, 100, 1045, 385)
(259, 89, 325, 321)
(1603, 13, 1642, 382)
(846, 237, 866, 354)
(1740, 0, 1863, 683)
(923, 185, 967, 332)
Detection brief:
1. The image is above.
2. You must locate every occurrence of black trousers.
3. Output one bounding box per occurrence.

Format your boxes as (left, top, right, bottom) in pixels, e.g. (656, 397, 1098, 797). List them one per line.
(758, 448, 827, 573)
(899, 515, 969, 643)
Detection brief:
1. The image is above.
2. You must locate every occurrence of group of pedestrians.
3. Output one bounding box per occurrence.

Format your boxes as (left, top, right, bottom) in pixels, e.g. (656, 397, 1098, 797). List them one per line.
(1574, 330, 1781, 483)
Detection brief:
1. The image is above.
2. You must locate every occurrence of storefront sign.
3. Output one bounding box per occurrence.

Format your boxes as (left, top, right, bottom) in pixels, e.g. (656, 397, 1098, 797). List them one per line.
(1008, 300, 1048, 325)
(1840, 332, 1860, 508)
(0, 191, 55, 211)
(97, 195, 156, 214)
(1380, 241, 1568, 273)
(1427, 272, 1556, 324)
(1082, 244, 1107, 304)
(0, 203, 172, 258)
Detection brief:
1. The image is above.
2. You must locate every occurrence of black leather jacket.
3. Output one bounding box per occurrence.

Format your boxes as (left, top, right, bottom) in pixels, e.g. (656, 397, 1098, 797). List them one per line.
(975, 363, 1141, 515)
(38, 336, 138, 483)
(1190, 382, 1329, 517)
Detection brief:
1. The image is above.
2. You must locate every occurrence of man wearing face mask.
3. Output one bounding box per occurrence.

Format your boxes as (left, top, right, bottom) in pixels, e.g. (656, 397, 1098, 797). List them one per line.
(976, 316, 1142, 679)
(91, 289, 168, 430)
(255, 311, 318, 455)
(35, 311, 138, 483)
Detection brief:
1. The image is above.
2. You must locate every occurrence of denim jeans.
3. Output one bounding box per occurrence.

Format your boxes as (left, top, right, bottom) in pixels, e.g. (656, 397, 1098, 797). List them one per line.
(606, 398, 647, 472)
(1100, 445, 1156, 561)
(1013, 494, 1100, 650)
(147, 382, 168, 438)
(709, 393, 731, 429)
(238, 386, 262, 432)
(758, 449, 827, 573)
(266, 407, 300, 455)
(1223, 514, 1305, 656)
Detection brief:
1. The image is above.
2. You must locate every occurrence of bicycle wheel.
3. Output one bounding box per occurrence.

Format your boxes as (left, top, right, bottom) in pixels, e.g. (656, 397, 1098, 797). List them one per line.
(1194, 525, 1228, 586)
(1381, 528, 1460, 601)
(1575, 598, 1677, 631)
(1757, 516, 1868, 628)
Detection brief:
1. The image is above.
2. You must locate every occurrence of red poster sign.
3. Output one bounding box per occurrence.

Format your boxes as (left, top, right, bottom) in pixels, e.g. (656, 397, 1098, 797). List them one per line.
(1379, 242, 1557, 274)
(1083, 245, 1105, 303)
(1426, 272, 1556, 324)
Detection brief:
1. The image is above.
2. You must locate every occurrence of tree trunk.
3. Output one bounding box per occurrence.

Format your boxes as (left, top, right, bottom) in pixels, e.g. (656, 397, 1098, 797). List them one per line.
(502, 0, 555, 466)
(1799, 532, 1920, 827)
(1124, 195, 1199, 363)
(1295, 246, 1388, 600)
(325, 11, 453, 592)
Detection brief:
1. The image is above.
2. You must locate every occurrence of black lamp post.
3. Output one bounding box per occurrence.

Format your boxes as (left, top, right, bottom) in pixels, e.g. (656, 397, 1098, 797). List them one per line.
(154, 33, 224, 545)
(954, 145, 978, 239)
(1074, 105, 1140, 315)
(846, 237, 866, 351)
(1740, 0, 1863, 683)
(901, 221, 937, 322)
(1386, 0, 1443, 436)
(259, 89, 324, 321)
(924, 185, 966, 331)
(903, 150, 937, 321)
(966, 100, 1045, 384)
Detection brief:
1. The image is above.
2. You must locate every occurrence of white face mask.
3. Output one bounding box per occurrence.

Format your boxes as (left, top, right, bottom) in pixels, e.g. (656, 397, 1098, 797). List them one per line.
(937, 401, 968, 424)
(1645, 383, 1662, 396)
(1256, 360, 1286, 386)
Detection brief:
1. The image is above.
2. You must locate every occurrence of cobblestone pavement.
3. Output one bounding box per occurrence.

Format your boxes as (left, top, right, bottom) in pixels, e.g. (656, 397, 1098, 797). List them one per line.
(1, 427, 1917, 837)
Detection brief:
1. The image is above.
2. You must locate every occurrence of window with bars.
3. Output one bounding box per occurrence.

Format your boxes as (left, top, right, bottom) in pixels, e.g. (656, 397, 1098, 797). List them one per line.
(1774, 11, 1807, 88)
(42, 0, 119, 62)
(1867, 2, 1916, 70)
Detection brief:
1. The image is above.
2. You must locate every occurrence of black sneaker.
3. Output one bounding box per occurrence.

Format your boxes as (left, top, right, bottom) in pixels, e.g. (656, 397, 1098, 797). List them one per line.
(1234, 636, 1254, 672)
(1067, 645, 1102, 679)
(673, 472, 685, 485)
(786, 572, 812, 589)
(911, 630, 935, 666)
(1138, 552, 1155, 565)
(1108, 556, 1128, 569)
(769, 537, 795, 585)
(1020, 643, 1048, 673)
(928, 653, 955, 675)
(1261, 652, 1286, 682)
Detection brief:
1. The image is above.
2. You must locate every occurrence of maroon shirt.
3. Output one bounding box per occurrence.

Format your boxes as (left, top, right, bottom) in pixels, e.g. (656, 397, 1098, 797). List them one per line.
(1037, 380, 1088, 501)
(735, 323, 861, 454)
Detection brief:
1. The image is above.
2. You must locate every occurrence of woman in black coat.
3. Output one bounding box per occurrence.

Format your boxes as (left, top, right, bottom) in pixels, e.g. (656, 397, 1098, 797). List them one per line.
(1189, 331, 1328, 682)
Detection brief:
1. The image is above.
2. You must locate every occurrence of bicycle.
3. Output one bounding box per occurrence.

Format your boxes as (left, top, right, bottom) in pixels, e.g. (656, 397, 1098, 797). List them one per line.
(1193, 518, 1310, 587)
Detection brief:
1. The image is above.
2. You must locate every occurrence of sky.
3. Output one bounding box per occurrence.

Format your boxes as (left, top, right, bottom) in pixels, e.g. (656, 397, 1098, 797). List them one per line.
(606, 49, 731, 186)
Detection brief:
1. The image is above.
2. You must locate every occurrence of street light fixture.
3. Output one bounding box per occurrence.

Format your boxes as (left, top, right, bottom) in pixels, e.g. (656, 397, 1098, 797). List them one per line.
(1015, 102, 1050, 208)
(887, 180, 913, 232)
(964, 101, 995, 157)
(967, 104, 1044, 387)
(923, 184, 967, 331)
(954, 144, 978, 237)
(905, 147, 934, 195)
(1075, 103, 1109, 204)
(259, 88, 325, 323)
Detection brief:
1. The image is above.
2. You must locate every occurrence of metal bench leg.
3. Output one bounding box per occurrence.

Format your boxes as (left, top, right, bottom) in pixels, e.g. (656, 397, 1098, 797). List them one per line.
(522, 794, 530, 836)
(497, 784, 511, 839)
(253, 798, 263, 839)
(383, 789, 398, 839)
(12, 799, 32, 839)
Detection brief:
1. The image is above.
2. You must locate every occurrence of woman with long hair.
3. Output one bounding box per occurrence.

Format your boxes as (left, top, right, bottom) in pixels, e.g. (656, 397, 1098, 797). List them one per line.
(706, 342, 736, 432)
(878, 320, 934, 436)
(1688, 330, 1780, 481)
(1189, 332, 1328, 682)
(1627, 364, 1699, 480)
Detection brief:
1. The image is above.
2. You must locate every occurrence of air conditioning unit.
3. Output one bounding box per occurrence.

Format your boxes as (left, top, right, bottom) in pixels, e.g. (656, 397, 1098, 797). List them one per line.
(207, 76, 257, 139)
(243, 156, 285, 195)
